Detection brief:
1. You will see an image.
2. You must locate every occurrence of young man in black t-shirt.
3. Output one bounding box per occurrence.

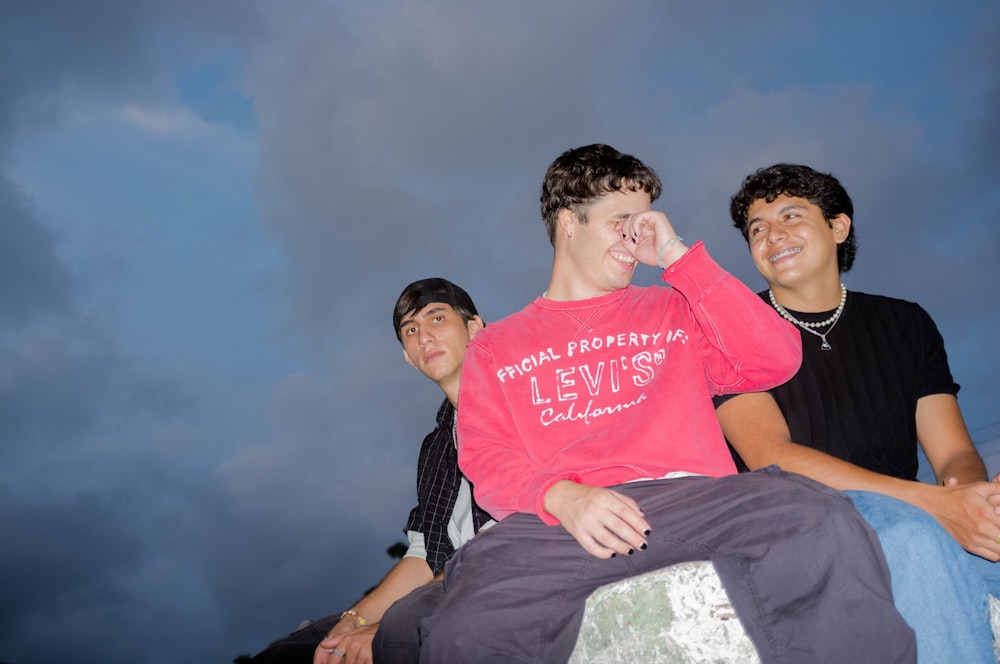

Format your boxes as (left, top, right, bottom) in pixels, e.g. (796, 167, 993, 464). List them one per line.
(717, 163, 1000, 663)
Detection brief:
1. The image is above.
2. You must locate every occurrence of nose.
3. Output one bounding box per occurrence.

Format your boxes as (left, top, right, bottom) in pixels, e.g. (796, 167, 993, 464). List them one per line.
(419, 328, 435, 346)
(765, 225, 787, 244)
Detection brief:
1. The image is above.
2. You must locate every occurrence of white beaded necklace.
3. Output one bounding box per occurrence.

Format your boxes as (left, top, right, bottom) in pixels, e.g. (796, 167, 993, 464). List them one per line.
(768, 283, 847, 351)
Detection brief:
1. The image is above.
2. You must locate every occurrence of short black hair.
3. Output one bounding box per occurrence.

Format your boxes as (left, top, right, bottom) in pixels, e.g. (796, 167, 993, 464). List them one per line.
(392, 278, 479, 342)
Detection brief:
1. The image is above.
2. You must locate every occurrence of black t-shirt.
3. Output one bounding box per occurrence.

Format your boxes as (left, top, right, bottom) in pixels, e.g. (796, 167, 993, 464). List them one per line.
(716, 291, 959, 481)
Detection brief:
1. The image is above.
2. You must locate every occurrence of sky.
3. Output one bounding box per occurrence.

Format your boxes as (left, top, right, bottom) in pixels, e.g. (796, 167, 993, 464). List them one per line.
(1, 1, 998, 662)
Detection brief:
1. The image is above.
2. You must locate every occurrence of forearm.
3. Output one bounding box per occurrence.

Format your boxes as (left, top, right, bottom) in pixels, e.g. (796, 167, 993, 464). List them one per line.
(916, 393, 987, 484)
(721, 393, 930, 498)
(731, 425, 968, 519)
(737, 434, 921, 496)
(663, 244, 801, 391)
(719, 392, 1000, 557)
(345, 556, 434, 625)
(935, 449, 988, 485)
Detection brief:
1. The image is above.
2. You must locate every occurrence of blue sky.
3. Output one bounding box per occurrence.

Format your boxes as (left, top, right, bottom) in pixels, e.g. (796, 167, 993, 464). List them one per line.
(1, 1, 999, 662)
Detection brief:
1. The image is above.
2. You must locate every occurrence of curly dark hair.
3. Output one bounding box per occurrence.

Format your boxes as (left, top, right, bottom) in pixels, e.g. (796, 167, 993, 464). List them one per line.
(729, 163, 857, 273)
(540, 144, 662, 246)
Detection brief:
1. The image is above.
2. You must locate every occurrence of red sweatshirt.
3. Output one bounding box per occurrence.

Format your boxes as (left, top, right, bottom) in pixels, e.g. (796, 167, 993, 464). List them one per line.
(457, 243, 802, 524)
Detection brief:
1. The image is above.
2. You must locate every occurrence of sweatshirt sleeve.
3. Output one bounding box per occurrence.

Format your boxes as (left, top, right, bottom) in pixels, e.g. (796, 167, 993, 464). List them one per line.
(456, 338, 581, 523)
(662, 242, 802, 394)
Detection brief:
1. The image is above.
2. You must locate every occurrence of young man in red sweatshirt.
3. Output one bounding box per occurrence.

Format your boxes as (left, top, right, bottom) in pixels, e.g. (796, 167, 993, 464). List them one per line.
(417, 144, 916, 663)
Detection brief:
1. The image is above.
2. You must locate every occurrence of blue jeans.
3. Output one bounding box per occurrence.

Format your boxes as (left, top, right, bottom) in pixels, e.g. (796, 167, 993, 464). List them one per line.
(846, 490, 997, 664)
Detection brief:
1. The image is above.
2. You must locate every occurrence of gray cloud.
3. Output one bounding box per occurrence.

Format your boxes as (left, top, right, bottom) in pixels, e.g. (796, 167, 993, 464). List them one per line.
(0, 173, 72, 321)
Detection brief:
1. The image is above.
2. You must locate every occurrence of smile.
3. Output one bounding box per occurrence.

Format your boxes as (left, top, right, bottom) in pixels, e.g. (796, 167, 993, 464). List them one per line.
(769, 246, 802, 263)
(609, 251, 637, 265)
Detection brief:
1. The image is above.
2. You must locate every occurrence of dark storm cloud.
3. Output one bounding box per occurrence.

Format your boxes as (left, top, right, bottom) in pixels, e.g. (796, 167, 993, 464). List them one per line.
(0, 2, 267, 663)
(949, 3, 1000, 183)
(0, 0, 262, 131)
(0, 173, 72, 320)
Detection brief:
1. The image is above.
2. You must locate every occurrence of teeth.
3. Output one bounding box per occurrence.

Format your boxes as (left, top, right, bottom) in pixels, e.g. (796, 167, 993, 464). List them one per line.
(611, 251, 636, 263)
(770, 247, 801, 263)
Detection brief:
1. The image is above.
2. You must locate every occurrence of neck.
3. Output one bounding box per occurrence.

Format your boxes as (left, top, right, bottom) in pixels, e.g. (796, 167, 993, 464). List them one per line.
(769, 276, 844, 312)
(545, 258, 581, 301)
(441, 382, 460, 408)
(545, 256, 624, 302)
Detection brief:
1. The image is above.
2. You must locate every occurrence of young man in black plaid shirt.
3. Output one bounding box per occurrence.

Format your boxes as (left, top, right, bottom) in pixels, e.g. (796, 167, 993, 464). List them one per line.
(251, 278, 493, 664)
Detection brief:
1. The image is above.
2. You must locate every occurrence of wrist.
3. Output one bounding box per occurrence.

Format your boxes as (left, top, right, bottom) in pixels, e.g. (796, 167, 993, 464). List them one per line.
(657, 236, 686, 269)
(340, 608, 368, 627)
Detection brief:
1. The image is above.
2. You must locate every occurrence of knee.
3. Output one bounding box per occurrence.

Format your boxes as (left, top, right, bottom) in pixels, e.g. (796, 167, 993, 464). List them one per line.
(759, 470, 858, 521)
(376, 600, 415, 647)
(872, 508, 957, 565)
(848, 492, 956, 560)
(375, 583, 444, 656)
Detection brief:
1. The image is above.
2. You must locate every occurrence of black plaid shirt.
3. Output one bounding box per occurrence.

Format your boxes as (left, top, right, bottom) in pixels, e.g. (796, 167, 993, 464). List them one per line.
(403, 399, 494, 576)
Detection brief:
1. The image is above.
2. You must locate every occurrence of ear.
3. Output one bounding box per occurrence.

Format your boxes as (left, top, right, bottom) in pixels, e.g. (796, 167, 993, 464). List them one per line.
(557, 208, 576, 240)
(830, 213, 852, 244)
(466, 315, 485, 340)
(402, 346, 417, 369)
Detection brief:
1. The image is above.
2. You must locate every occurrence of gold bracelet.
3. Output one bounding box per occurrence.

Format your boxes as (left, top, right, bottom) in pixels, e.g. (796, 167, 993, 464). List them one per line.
(340, 608, 368, 626)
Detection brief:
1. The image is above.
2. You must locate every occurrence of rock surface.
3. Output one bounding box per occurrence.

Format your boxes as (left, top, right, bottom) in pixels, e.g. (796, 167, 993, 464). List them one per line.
(572, 561, 1000, 663)
(570, 562, 758, 664)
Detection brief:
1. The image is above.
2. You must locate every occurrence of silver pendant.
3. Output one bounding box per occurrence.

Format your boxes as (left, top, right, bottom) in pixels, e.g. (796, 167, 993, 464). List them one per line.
(820, 337, 832, 351)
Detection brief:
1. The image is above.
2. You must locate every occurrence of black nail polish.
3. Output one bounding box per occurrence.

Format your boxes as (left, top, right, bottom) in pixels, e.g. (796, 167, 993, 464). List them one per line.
(644, 529, 651, 536)
(610, 553, 617, 558)
(640, 543, 648, 551)
(627, 548, 634, 556)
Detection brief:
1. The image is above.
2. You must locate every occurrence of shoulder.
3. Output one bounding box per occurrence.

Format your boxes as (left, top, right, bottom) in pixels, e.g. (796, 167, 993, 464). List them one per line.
(844, 292, 946, 355)
(417, 400, 456, 465)
(433, 398, 455, 427)
(471, 301, 535, 344)
(421, 399, 454, 446)
(849, 291, 935, 323)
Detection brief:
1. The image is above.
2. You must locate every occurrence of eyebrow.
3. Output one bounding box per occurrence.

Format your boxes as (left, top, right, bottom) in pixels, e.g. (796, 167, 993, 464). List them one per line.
(748, 204, 808, 226)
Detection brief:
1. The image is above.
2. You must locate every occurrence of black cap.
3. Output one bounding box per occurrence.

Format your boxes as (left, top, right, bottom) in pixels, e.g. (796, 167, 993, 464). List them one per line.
(393, 278, 479, 342)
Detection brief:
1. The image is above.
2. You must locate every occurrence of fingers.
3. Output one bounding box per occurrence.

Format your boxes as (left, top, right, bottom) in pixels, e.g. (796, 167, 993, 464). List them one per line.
(316, 636, 345, 664)
(618, 212, 661, 254)
(967, 526, 1000, 563)
(938, 483, 1000, 558)
(323, 626, 376, 664)
(548, 482, 651, 558)
(313, 645, 331, 664)
(616, 211, 683, 267)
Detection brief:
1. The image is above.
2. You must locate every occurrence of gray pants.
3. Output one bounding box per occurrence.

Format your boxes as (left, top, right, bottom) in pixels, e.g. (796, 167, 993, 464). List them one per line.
(419, 467, 916, 663)
(372, 581, 444, 663)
